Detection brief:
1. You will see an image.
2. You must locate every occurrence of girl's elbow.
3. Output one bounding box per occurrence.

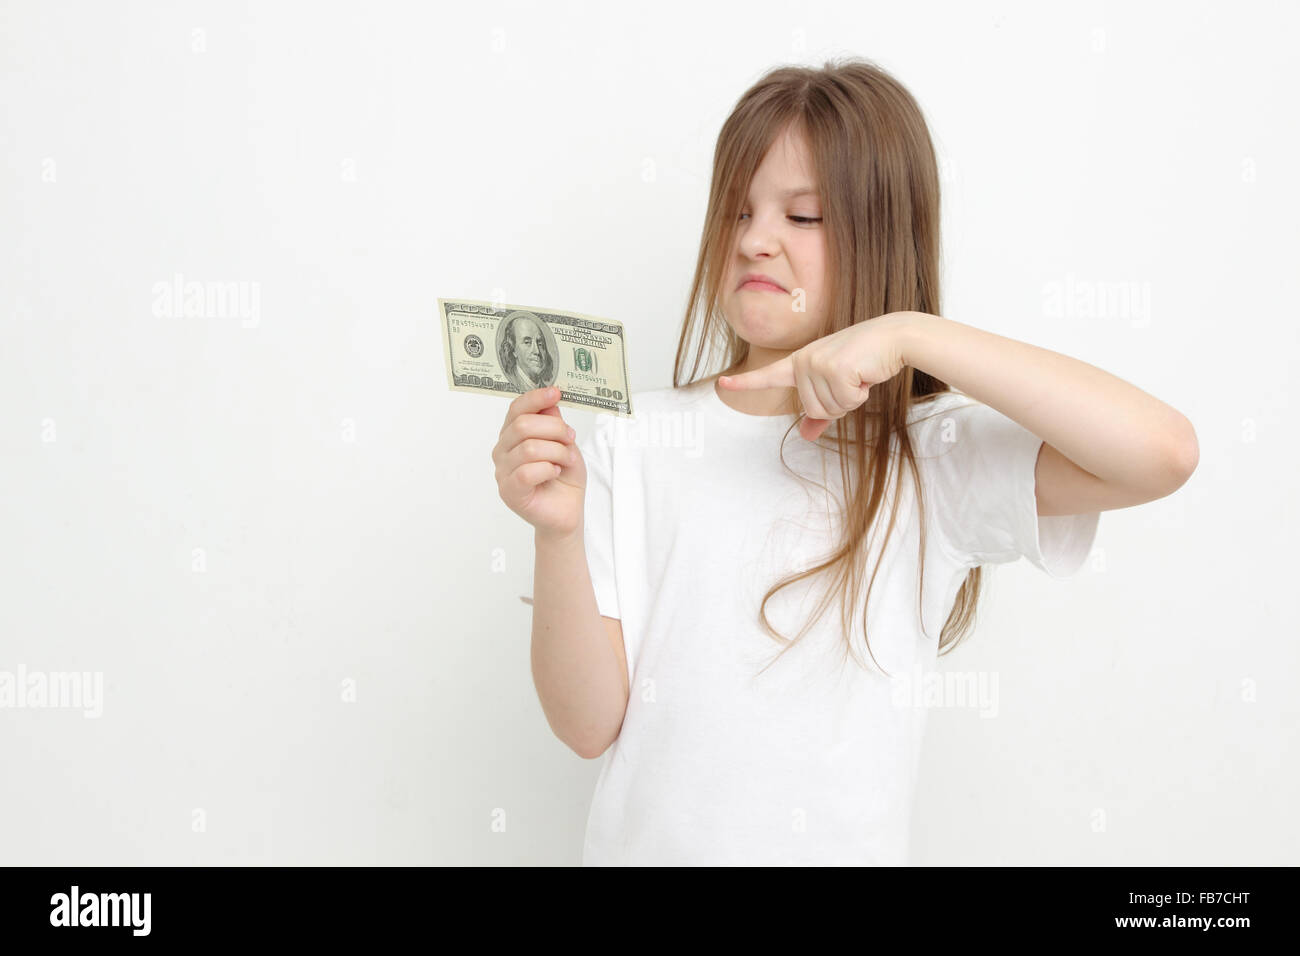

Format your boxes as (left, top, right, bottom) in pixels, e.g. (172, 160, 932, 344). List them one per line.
(1162, 419, 1199, 493)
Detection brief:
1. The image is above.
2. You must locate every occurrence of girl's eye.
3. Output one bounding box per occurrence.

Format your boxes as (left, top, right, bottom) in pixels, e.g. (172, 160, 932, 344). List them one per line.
(737, 214, 823, 224)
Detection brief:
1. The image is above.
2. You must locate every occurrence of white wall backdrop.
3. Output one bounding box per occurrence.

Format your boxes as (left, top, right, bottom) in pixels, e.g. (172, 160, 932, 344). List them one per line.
(1, 0, 1295, 865)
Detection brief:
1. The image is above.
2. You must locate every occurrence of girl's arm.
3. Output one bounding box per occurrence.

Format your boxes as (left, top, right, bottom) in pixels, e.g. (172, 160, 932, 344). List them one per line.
(897, 311, 1199, 514)
(531, 526, 630, 759)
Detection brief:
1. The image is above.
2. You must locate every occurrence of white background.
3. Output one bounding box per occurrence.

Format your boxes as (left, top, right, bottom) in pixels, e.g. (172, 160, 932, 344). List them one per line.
(1, 0, 1295, 865)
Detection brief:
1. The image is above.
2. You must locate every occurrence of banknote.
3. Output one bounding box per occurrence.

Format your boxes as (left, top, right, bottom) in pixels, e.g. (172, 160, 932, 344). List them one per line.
(438, 297, 633, 417)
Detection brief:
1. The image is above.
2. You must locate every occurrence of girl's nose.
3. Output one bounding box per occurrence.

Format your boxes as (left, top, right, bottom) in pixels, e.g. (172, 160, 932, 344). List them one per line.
(739, 226, 779, 259)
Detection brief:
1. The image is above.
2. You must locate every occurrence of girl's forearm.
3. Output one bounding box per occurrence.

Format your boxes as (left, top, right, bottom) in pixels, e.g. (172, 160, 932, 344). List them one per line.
(896, 311, 1198, 496)
(531, 525, 626, 759)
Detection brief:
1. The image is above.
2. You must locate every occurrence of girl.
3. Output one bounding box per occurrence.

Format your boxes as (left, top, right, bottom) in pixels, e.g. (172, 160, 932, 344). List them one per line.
(492, 58, 1198, 866)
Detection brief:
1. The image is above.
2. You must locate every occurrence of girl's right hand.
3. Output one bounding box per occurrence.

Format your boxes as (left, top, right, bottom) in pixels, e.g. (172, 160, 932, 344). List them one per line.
(493, 386, 586, 538)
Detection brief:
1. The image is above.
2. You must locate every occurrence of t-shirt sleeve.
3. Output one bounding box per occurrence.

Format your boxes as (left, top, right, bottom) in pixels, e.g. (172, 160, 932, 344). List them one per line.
(917, 395, 1100, 578)
(578, 416, 621, 619)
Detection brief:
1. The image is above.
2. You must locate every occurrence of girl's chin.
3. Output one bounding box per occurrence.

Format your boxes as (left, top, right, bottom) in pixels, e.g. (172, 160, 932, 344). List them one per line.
(723, 319, 804, 351)
(726, 310, 778, 334)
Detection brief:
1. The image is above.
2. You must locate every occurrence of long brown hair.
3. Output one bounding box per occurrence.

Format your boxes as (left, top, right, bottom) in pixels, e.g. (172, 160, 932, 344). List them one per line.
(671, 57, 983, 679)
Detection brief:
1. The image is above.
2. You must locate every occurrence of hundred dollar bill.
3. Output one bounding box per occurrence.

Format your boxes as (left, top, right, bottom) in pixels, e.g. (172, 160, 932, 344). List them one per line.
(438, 297, 633, 417)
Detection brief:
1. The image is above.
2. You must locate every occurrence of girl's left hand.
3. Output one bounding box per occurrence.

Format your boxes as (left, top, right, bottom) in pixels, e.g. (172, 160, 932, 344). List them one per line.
(718, 312, 912, 441)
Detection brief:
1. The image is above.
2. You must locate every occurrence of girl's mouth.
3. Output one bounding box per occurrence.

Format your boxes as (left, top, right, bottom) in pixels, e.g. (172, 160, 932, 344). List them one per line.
(739, 280, 786, 293)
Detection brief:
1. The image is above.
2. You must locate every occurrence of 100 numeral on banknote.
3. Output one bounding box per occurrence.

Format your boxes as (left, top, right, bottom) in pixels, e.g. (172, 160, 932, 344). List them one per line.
(438, 297, 634, 417)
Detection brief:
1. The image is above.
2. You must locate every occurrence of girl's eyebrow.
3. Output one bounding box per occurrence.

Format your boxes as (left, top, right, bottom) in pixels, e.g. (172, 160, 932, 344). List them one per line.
(748, 185, 819, 200)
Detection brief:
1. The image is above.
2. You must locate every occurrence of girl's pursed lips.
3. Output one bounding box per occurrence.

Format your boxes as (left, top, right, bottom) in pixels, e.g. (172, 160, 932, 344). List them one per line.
(738, 279, 788, 293)
(737, 271, 788, 292)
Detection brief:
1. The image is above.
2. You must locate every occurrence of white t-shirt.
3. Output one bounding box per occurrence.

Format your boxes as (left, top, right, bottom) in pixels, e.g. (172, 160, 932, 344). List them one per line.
(575, 376, 1100, 866)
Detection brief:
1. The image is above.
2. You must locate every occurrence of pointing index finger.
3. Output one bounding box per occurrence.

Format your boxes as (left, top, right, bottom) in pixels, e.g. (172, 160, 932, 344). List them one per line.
(718, 357, 795, 391)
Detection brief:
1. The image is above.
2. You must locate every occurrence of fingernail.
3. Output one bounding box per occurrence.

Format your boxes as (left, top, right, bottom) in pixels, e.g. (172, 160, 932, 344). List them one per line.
(567, 427, 576, 440)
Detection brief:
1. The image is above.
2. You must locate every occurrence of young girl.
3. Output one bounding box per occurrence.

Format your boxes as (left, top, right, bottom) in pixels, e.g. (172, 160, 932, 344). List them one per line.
(492, 58, 1198, 866)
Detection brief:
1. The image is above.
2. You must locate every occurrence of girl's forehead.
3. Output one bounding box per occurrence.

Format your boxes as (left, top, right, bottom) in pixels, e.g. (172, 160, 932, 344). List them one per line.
(750, 153, 819, 194)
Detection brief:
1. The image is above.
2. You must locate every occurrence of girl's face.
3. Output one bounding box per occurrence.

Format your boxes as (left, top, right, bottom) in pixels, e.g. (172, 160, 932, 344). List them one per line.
(723, 124, 828, 357)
